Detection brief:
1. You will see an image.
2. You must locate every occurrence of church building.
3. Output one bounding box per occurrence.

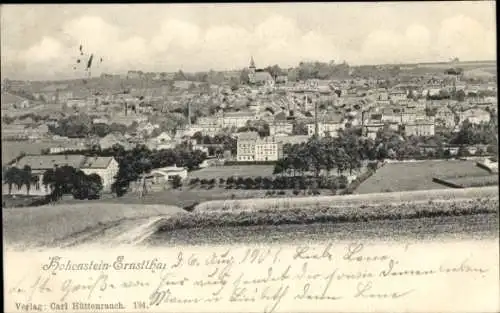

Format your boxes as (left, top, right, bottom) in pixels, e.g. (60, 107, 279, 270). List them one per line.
(248, 57, 275, 87)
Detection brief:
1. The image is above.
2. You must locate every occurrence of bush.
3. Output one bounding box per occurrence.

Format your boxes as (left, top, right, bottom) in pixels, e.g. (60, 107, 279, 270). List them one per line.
(219, 178, 225, 185)
(172, 175, 183, 189)
(292, 189, 300, 196)
(224, 161, 277, 166)
(277, 190, 286, 195)
(244, 177, 254, 189)
(312, 189, 321, 195)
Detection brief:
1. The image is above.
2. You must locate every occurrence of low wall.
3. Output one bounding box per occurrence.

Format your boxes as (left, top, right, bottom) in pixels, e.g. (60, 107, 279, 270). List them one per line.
(432, 177, 463, 188)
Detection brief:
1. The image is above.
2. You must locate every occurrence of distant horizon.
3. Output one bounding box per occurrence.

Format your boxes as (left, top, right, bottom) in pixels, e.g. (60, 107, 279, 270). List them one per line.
(2, 58, 496, 84)
(1, 2, 496, 81)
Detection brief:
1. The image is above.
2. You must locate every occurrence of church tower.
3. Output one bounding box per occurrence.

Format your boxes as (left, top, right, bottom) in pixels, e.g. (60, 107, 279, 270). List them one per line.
(248, 56, 256, 84)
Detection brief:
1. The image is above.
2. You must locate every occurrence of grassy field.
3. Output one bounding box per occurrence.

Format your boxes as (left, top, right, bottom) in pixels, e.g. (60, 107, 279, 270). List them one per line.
(2, 141, 47, 165)
(60, 186, 336, 208)
(4, 187, 498, 249)
(157, 197, 499, 234)
(195, 186, 499, 213)
(148, 213, 499, 245)
(416, 60, 496, 69)
(443, 175, 499, 188)
(188, 165, 275, 179)
(355, 160, 493, 194)
(2, 203, 184, 248)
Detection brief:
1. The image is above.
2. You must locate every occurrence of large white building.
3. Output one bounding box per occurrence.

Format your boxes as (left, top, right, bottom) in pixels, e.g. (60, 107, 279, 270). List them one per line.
(306, 116, 344, 138)
(404, 119, 435, 137)
(255, 136, 283, 161)
(236, 132, 259, 162)
(269, 121, 294, 136)
(435, 106, 457, 128)
(459, 108, 491, 125)
(236, 132, 283, 162)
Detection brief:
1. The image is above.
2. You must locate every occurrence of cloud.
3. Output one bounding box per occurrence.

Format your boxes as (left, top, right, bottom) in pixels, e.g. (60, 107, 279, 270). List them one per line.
(152, 19, 202, 52)
(1, 11, 496, 80)
(436, 15, 496, 61)
(359, 24, 432, 64)
(22, 36, 64, 63)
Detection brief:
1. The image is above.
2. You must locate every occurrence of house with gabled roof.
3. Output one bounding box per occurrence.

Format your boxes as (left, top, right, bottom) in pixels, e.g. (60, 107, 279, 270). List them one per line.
(4, 154, 119, 195)
(459, 108, 491, 125)
(306, 114, 344, 138)
(435, 106, 457, 128)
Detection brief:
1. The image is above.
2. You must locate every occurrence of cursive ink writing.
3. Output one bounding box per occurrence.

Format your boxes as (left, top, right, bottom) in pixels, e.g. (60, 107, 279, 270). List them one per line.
(344, 243, 390, 262)
(293, 243, 333, 261)
(60, 273, 108, 302)
(354, 281, 414, 299)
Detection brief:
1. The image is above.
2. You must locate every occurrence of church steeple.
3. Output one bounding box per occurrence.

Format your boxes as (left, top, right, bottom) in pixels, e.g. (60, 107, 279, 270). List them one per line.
(249, 56, 256, 70)
(248, 56, 256, 84)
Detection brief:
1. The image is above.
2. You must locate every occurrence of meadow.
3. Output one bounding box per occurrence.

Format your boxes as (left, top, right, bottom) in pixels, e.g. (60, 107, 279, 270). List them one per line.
(2, 203, 184, 248)
(2, 141, 49, 165)
(354, 160, 492, 194)
(3, 187, 498, 248)
(60, 187, 336, 208)
(442, 175, 499, 188)
(147, 213, 499, 246)
(188, 165, 275, 179)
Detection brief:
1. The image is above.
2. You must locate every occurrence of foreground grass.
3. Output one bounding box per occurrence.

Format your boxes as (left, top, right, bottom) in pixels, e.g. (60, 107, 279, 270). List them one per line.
(157, 198, 499, 232)
(4, 187, 498, 248)
(3, 203, 184, 248)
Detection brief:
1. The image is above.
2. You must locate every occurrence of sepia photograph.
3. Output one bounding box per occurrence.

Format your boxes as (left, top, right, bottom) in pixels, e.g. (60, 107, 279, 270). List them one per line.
(2, 2, 499, 312)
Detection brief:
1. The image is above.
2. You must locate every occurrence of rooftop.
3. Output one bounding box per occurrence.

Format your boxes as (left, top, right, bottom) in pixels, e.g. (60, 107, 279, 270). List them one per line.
(81, 156, 115, 169)
(15, 154, 87, 170)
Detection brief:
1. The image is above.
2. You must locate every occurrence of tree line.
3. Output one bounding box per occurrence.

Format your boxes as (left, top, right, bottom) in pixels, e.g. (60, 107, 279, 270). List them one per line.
(272, 122, 498, 178)
(190, 132, 237, 155)
(184, 175, 349, 193)
(51, 144, 208, 197)
(48, 114, 140, 138)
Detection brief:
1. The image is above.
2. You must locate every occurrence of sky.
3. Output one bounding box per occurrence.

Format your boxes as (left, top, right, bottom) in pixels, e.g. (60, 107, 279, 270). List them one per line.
(0, 2, 496, 80)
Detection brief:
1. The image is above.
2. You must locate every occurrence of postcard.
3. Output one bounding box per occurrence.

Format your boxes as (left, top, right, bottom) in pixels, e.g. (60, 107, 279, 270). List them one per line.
(2, 2, 498, 313)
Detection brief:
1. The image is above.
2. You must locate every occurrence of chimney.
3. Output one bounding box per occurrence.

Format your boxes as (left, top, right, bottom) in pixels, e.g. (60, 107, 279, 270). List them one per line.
(314, 93, 319, 137)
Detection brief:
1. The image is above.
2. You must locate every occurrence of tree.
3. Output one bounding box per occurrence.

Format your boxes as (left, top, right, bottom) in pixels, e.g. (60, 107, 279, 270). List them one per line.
(264, 64, 283, 79)
(456, 89, 466, 102)
(171, 175, 182, 189)
(92, 123, 112, 137)
(86, 173, 103, 199)
(174, 70, 187, 81)
(240, 68, 250, 84)
(451, 120, 475, 145)
(229, 77, 240, 91)
(72, 171, 91, 200)
(292, 121, 308, 135)
(21, 165, 38, 196)
(3, 167, 23, 195)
